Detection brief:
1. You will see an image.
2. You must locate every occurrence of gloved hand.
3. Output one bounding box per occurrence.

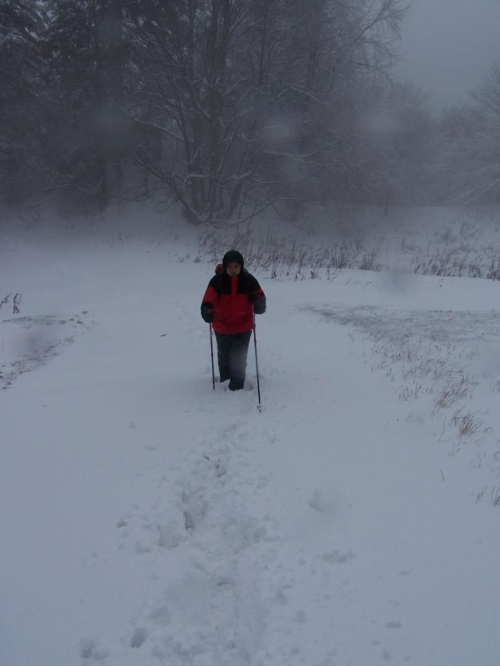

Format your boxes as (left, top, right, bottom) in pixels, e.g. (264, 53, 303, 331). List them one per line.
(248, 292, 266, 314)
(201, 304, 214, 323)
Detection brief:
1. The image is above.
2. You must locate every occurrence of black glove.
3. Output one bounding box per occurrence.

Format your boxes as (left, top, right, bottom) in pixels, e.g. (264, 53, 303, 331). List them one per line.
(201, 303, 214, 323)
(248, 292, 266, 314)
(253, 297, 266, 315)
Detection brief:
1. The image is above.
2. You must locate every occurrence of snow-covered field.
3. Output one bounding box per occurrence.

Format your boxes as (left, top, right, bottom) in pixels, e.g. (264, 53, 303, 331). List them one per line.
(2, 207, 500, 666)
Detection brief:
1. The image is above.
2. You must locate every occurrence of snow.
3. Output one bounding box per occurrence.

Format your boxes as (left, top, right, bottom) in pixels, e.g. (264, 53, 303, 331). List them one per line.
(1, 207, 500, 666)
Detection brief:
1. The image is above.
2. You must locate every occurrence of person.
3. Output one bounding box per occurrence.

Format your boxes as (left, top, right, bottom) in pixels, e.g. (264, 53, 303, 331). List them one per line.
(201, 250, 266, 391)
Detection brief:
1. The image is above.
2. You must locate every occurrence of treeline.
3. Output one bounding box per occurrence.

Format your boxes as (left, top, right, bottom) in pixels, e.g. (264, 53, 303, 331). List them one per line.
(1, 0, 499, 224)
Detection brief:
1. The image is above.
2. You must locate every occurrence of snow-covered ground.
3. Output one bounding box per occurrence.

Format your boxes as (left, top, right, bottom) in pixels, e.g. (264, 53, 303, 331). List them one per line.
(2, 207, 500, 666)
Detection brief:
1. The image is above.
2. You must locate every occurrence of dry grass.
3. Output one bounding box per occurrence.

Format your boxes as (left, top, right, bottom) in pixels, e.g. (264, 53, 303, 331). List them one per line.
(194, 212, 500, 282)
(0, 293, 22, 314)
(196, 228, 376, 278)
(451, 409, 483, 437)
(435, 377, 469, 408)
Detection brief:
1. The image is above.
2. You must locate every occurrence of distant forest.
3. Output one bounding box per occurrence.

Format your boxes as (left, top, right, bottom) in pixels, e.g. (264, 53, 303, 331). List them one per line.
(1, 0, 499, 223)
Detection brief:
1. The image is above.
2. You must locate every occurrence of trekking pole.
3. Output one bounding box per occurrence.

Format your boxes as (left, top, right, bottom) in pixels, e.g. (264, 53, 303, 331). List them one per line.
(253, 319, 262, 411)
(209, 323, 215, 390)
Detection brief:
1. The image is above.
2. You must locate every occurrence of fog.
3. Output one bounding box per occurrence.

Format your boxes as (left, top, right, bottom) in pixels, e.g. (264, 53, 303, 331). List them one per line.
(3, 0, 500, 218)
(397, 0, 500, 110)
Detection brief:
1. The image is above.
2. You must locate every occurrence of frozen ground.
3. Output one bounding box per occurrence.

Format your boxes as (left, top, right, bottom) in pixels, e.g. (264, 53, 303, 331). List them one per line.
(1, 207, 500, 665)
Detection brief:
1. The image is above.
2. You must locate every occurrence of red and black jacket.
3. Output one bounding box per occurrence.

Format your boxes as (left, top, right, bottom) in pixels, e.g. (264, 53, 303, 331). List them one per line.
(201, 267, 266, 334)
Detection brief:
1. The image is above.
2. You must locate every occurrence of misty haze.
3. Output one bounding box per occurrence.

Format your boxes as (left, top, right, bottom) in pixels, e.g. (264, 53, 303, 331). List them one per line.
(1, 0, 500, 220)
(2, 2, 500, 666)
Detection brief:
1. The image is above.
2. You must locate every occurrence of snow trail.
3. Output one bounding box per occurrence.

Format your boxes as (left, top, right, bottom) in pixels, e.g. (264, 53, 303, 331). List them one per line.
(2, 233, 500, 665)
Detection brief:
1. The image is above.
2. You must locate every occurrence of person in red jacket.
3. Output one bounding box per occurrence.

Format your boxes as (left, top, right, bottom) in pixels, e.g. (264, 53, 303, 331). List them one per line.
(201, 250, 266, 391)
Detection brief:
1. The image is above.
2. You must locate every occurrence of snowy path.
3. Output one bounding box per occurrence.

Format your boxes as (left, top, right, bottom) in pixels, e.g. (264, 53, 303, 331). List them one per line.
(2, 237, 500, 665)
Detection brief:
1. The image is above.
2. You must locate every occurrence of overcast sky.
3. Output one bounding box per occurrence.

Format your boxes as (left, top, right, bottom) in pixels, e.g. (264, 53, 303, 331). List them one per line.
(396, 0, 500, 111)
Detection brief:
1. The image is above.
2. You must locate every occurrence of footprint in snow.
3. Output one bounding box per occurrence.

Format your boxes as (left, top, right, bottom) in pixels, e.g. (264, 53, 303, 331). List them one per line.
(79, 637, 109, 661)
(130, 626, 148, 648)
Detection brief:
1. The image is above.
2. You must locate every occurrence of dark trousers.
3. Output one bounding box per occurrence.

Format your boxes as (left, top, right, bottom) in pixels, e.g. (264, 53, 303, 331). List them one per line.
(215, 331, 252, 391)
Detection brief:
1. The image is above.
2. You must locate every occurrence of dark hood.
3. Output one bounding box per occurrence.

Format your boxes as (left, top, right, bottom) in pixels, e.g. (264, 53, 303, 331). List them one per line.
(222, 250, 244, 270)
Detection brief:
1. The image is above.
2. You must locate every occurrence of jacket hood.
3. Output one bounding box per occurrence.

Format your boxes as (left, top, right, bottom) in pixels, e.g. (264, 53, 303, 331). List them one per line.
(222, 250, 244, 270)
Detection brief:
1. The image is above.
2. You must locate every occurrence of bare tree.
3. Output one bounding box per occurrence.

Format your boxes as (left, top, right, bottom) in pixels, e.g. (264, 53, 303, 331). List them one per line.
(122, 0, 406, 224)
(440, 63, 500, 205)
(0, 0, 48, 206)
(1, 0, 408, 221)
(361, 81, 435, 212)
